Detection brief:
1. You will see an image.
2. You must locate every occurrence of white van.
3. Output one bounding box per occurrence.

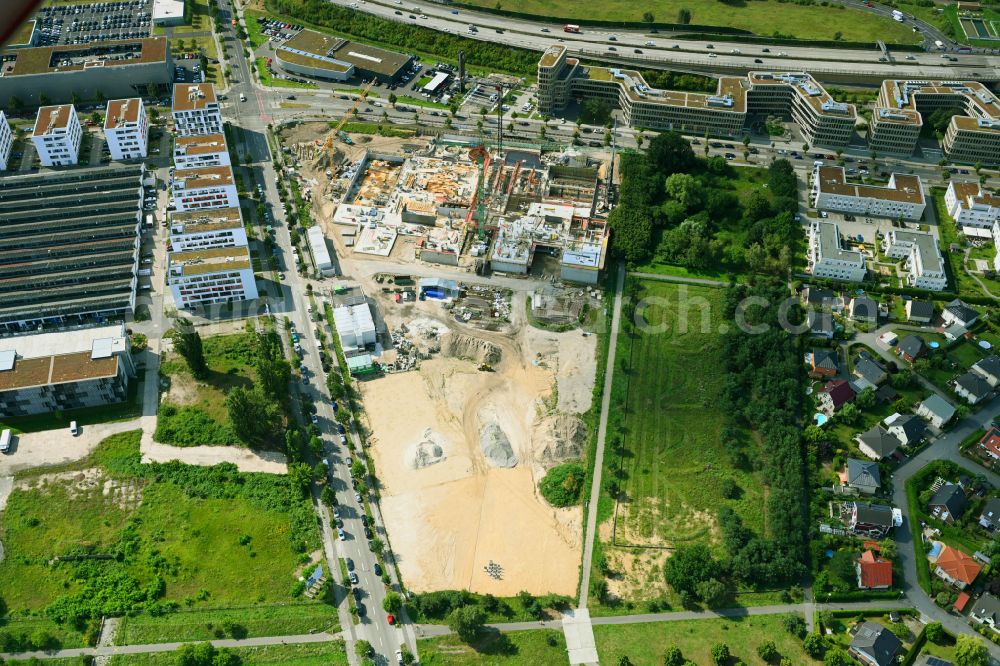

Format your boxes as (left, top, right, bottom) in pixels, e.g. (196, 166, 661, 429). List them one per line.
(70, 421, 79, 436)
(814, 160, 824, 167)
(0, 429, 11, 453)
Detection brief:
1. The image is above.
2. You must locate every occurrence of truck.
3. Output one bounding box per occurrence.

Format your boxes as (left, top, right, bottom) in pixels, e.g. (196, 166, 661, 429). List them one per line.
(563, 24, 580, 33)
(935, 40, 944, 49)
(0, 429, 10, 454)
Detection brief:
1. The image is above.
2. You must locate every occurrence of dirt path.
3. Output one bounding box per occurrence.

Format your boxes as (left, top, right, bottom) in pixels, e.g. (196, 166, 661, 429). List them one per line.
(141, 441, 287, 474)
(0, 418, 148, 476)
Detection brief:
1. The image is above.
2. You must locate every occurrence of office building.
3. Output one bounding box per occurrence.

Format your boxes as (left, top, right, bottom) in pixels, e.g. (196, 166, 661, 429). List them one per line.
(946, 180, 1000, 230)
(104, 98, 149, 161)
(0, 324, 137, 418)
(31, 104, 82, 167)
(0, 110, 13, 171)
(167, 246, 257, 308)
(168, 207, 247, 252)
(171, 165, 238, 212)
(333, 302, 377, 349)
(808, 220, 868, 282)
(812, 166, 925, 220)
(274, 30, 413, 84)
(172, 83, 223, 137)
(882, 229, 947, 291)
(172, 133, 230, 170)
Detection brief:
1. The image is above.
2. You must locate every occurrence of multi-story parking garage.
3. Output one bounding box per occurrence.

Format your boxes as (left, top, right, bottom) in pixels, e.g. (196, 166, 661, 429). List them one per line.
(0, 165, 144, 333)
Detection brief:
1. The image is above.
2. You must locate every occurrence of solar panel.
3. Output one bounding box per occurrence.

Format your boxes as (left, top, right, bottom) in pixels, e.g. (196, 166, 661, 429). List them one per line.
(0, 350, 14, 371)
(926, 657, 953, 666)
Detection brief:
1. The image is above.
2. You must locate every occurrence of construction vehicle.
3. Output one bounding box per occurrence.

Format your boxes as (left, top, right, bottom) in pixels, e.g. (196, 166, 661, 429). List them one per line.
(315, 78, 376, 166)
(478, 363, 494, 372)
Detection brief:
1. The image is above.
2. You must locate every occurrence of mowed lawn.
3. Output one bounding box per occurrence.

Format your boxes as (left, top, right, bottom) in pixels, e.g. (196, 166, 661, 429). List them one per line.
(109, 642, 350, 665)
(418, 629, 567, 665)
(613, 282, 765, 550)
(458, 0, 920, 43)
(594, 615, 821, 665)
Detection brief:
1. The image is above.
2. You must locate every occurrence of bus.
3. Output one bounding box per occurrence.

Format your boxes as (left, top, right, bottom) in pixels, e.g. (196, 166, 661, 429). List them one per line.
(563, 24, 580, 33)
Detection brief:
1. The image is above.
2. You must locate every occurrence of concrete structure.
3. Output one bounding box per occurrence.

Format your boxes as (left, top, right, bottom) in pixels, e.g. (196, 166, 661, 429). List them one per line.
(172, 133, 230, 169)
(807, 220, 867, 282)
(537, 45, 855, 147)
(870, 79, 1000, 164)
(0, 38, 171, 106)
(172, 83, 223, 137)
(333, 303, 376, 350)
(31, 104, 82, 167)
(812, 166, 925, 220)
(0, 110, 13, 171)
(152, 0, 186, 26)
(167, 246, 257, 308)
(275, 30, 413, 84)
(946, 180, 1000, 230)
(104, 98, 149, 161)
(881, 229, 947, 291)
(168, 208, 247, 252)
(0, 165, 144, 332)
(0, 324, 136, 418)
(306, 226, 335, 274)
(171, 165, 238, 212)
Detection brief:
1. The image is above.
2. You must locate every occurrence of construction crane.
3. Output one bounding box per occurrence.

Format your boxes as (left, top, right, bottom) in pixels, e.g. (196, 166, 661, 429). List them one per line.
(467, 144, 490, 242)
(315, 78, 377, 166)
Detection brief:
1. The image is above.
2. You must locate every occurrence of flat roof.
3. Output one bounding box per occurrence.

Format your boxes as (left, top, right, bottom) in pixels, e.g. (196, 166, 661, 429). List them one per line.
(168, 246, 252, 276)
(1, 37, 168, 77)
(173, 165, 234, 190)
(816, 165, 924, 204)
(170, 207, 242, 232)
(0, 324, 126, 360)
(152, 0, 185, 21)
(172, 83, 218, 112)
(814, 220, 864, 265)
(581, 66, 748, 114)
(0, 324, 127, 391)
(8, 20, 36, 48)
(880, 78, 1000, 131)
(174, 133, 228, 156)
(33, 104, 75, 135)
(952, 181, 1000, 209)
(0, 351, 119, 391)
(105, 98, 143, 129)
(279, 29, 409, 77)
(890, 229, 943, 274)
(539, 45, 565, 69)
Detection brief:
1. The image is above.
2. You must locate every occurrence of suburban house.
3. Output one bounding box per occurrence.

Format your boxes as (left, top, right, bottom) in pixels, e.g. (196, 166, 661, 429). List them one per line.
(905, 299, 935, 324)
(849, 296, 879, 324)
(848, 621, 902, 666)
(809, 311, 836, 339)
(970, 593, 1000, 634)
(979, 497, 1000, 530)
(916, 395, 956, 428)
(819, 379, 856, 414)
(844, 458, 882, 495)
(884, 412, 926, 446)
(979, 426, 1000, 460)
(929, 483, 967, 524)
(942, 299, 979, 328)
(933, 544, 982, 589)
(972, 355, 1000, 387)
(856, 550, 893, 590)
(898, 334, 927, 363)
(856, 425, 901, 461)
(847, 502, 896, 538)
(954, 371, 992, 404)
(916, 656, 954, 666)
(803, 287, 836, 308)
(854, 355, 888, 387)
(943, 322, 969, 342)
(809, 348, 839, 378)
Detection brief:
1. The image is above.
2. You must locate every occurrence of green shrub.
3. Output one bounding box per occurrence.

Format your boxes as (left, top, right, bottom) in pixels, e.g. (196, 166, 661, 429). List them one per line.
(539, 463, 586, 507)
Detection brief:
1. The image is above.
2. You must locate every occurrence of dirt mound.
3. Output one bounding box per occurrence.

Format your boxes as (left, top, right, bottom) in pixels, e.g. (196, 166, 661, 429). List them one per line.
(480, 422, 517, 468)
(441, 332, 502, 365)
(534, 414, 587, 465)
(412, 429, 448, 469)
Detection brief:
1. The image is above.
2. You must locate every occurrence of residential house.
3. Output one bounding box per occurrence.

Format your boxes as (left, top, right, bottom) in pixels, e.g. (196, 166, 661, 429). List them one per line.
(847, 502, 896, 538)
(850, 296, 879, 324)
(884, 413, 925, 446)
(979, 497, 1000, 530)
(905, 299, 935, 324)
(929, 483, 967, 524)
(803, 286, 836, 308)
(875, 385, 899, 404)
(856, 425, 901, 461)
(810, 348, 839, 378)
(854, 355, 888, 387)
(971, 355, 1000, 387)
(954, 371, 992, 405)
(898, 334, 927, 363)
(916, 394, 956, 428)
(819, 379, 856, 414)
(916, 656, 954, 666)
(856, 550, 893, 589)
(848, 621, 902, 666)
(970, 593, 1000, 634)
(979, 426, 1000, 460)
(943, 322, 969, 342)
(942, 299, 979, 328)
(845, 458, 882, 495)
(934, 544, 982, 589)
(809, 311, 836, 339)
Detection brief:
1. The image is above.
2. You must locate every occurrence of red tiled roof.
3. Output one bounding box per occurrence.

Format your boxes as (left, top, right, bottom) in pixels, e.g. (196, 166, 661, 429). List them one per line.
(936, 545, 982, 585)
(955, 592, 971, 611)
(979, 427, 1000, 457)
(858, 550, 893, 588)
(822, 379, 856, 409)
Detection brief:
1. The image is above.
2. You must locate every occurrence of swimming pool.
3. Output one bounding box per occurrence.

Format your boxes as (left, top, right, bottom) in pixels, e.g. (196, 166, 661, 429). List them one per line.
(814, 413, 828, 426)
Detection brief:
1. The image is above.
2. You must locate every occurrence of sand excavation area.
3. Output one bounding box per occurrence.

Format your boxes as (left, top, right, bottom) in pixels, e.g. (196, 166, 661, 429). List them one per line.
(362, 306, 596, 596)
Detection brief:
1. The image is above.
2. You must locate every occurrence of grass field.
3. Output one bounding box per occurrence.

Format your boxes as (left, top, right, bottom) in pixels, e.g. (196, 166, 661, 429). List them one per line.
(418, 629, 567, 665)
(109, 642, 349, 665)
(594, 614, 821, 665)
(458, 0, 921, 43)
(611, 281, 765, 550)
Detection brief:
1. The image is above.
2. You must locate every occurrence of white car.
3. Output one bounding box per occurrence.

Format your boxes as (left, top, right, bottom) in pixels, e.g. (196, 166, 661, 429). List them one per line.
(396, 650, 404, 664)
(70, 421, 79, 436)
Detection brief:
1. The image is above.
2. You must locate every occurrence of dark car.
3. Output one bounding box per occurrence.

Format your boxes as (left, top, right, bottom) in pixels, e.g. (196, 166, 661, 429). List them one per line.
(356, 603, 366, 616)
(364, 526, 373, 539)
(754, 58, 763, 63)
(373, 563, 383, 576)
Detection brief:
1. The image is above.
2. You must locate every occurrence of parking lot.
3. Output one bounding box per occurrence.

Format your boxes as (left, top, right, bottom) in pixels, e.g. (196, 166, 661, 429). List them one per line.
(34, 0, 152, 47)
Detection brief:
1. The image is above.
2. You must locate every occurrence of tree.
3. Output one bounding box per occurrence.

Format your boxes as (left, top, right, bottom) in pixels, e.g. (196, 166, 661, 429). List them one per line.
(579, 98, 612, 126)
(663, 646, 685, 666)
(176, 642, 240, 666)
(646, 131, 696, 175)
(664, 172, 704, 210)
(383, 592, 402, 614)
(351, 459, 367, 480)
(710, 643, 729, 665)
(227, 386, 281, 445)
(803, 633, 824, 658)
(837, 402, 861, 426)
(855, 387, 876, 409)
(664, 544, 718, 596)
(287, 462, 313, 496)
(695, 578, 730, 608)
(448, 605, 485, 642)
(757, 640, 779, 662)
(782, 613, 806, 637)
(170, 323, 207, 378)
(618, 657, 634, 666)
(642, 11, 655, 23)
(823, 648, 852, 666)
(399, 648, 414, 665)
(925, 622, 946, 645)
(608, 203, 653, 264)
(677, 8, 691, 24)
(387, 92, 397, 107)
(8, 95, 23, 112)
(954, 635, 989, 666)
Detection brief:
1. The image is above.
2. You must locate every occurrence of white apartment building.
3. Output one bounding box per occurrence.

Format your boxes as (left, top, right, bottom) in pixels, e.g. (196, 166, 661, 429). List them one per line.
(168, 246, 258, 308)
(882, 229, 948, 291)
(171, 165, 238, 212)
(31, 104, 82, 167)
(0, 110, 13, 171)
(808, 220, 868, 282)
(173, 133, 230, 170)
(946, 180, 1000, 230)
(812, 166, 925, 221)
(103, 98, 149, 161)
(172, 83, 223, 137)
(169, 207, 247, 252)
